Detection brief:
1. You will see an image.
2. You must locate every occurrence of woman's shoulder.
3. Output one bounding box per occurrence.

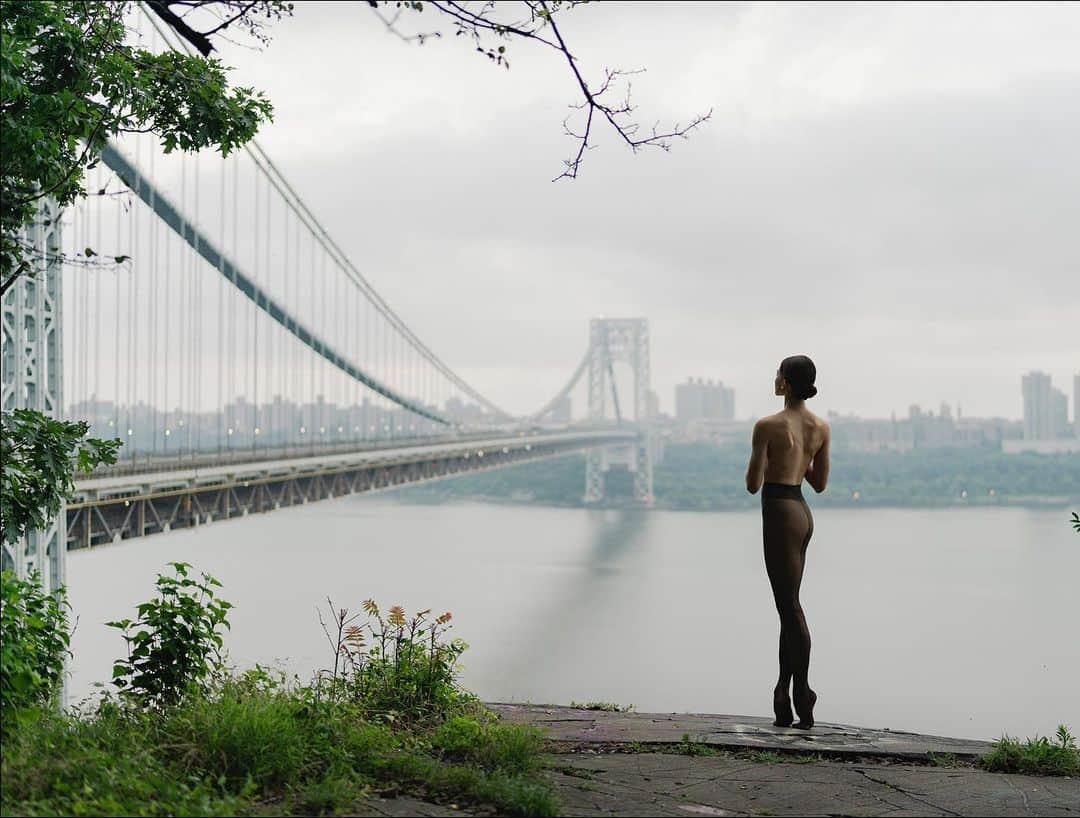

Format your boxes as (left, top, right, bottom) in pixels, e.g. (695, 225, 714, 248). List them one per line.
(806, 411, 830, 436)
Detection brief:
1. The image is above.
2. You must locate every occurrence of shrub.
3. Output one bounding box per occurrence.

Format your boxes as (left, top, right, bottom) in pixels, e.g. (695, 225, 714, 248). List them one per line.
(317, 599, 472, 723)
(107, 562, 232, 708)
(0, 570, 69, 720)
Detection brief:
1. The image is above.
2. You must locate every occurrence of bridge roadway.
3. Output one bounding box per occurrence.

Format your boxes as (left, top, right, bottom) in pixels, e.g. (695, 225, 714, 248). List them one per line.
(66, 427, 639, 550)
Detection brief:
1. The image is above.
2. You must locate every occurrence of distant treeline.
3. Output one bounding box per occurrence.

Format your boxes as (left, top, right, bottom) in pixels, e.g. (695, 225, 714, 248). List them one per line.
(397, 442, 1080, 510)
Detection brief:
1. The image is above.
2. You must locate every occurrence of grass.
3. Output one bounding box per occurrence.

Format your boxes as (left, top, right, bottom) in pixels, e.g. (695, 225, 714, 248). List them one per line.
(978, 725, 1079, 777)
(678, 732, 718, 757)
(747, 750, 784, 764)
(1, 682, 558, 817)
(927, 751, 959, 768)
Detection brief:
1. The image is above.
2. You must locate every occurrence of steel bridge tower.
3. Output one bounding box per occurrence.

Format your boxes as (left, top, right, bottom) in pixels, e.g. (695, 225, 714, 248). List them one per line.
(1, 200, 66, 591)
(584, 317, 653, 505)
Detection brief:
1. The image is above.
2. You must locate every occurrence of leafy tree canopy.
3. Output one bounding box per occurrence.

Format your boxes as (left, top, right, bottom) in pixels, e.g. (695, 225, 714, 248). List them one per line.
(0, 0, 284, 295)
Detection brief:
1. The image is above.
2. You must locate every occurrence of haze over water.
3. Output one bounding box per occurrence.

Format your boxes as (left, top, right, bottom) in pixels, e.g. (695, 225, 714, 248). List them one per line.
(67, 499, 1076, 742)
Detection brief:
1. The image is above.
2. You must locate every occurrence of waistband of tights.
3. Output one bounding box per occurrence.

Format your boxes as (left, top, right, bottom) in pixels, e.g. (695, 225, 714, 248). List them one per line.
(762, 482, 804, 500)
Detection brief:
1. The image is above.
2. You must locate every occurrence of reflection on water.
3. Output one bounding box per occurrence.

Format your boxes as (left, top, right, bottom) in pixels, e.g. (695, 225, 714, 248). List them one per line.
(496, 509, 652, 683)
(66, 500, 1076, 741)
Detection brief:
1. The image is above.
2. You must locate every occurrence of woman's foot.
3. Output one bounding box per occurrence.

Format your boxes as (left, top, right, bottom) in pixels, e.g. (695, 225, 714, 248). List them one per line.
(793, 686, 817, 729)
(773, 687, 794, 727)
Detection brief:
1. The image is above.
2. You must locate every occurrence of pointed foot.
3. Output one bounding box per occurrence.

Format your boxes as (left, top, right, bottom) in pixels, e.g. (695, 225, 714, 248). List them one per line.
(793, 687, 817, 729)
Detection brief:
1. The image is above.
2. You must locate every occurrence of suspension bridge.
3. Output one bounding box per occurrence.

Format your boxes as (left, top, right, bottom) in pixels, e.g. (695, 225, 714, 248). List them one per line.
(0, 10, 656, 594)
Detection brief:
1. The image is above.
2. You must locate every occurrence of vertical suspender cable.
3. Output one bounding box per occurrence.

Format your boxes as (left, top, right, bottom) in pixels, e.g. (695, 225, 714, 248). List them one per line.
(251, 166, 258, 453)
(129, 138, 139, 459)
(114, 171, 122, 437)
(94, 169, 102, 430)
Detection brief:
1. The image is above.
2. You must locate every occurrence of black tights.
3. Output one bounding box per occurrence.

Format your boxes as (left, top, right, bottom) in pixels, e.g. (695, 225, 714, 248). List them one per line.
(761, 482, 816, 727)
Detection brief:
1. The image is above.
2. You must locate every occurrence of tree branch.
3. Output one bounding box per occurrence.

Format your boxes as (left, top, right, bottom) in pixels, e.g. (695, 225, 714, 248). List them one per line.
(146, 0, 215, 55)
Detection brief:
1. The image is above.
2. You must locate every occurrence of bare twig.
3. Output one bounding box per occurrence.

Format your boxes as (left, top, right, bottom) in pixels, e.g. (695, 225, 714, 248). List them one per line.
(368, 0, 711, 180)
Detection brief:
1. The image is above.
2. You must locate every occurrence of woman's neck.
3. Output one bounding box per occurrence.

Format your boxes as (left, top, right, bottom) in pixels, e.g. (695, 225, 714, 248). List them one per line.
(784, 396, 805, 411)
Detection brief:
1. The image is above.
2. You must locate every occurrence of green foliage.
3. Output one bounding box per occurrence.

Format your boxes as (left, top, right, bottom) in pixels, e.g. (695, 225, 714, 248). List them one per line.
(107, 562, 233, 708)
(432, 715, 546, 775)
(0, 409, 119, 546)
(3, 565, 558, 816)
(318, 599, 472, 724)
(0, 704, 244, 816)
(0, 0, 276, 290)
(979, 725, 1080, 776)
(1071, 511, 1079, 532)
(0, 571, 70, 719)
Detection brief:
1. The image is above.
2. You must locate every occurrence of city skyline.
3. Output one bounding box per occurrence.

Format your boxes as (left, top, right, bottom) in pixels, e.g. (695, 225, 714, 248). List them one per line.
(70, 366, 1079, 430)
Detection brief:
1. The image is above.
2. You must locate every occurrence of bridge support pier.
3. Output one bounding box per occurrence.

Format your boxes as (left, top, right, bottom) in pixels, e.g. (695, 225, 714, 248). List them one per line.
(584, 318, 654, 505)
(1, 199, 66, 591)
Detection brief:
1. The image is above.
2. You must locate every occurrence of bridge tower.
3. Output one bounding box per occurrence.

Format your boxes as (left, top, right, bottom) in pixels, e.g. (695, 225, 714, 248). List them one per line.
(584, 317, 653, 505)
(1, 200, 66, 592)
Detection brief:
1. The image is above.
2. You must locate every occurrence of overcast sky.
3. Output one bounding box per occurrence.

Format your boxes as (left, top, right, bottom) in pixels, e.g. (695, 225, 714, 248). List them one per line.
(215, 1, 1079, 421)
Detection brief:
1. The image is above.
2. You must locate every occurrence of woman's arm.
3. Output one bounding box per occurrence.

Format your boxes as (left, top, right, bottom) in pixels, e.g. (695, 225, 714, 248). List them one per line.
(805, 426, 831, 493)
(745, 419, 769, 494)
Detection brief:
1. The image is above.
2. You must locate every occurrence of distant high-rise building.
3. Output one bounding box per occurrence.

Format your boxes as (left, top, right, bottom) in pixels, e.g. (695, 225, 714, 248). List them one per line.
(1021, 371, 1053, 440)
(646, 389, 660, 420)
(1052, 388, 1069, 439)
(1075, 374, 1080, 436)
(675, 378, 735, 422)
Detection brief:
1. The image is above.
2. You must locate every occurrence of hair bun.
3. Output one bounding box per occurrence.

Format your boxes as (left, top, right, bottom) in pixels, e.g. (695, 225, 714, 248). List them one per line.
(806, 385, 818, 399)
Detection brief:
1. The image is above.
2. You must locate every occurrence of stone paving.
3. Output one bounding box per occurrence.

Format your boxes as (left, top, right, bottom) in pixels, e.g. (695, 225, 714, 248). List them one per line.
(345, 705, 1080, 816)
(488, 703, 997, 761)
(495, 704, 1080, 817)
(546, 749, 1079, 817)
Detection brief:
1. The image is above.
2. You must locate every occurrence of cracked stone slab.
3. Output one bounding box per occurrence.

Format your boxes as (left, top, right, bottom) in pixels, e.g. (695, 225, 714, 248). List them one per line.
(544, 752, 1080, 817)
(489, 703, 996, 761)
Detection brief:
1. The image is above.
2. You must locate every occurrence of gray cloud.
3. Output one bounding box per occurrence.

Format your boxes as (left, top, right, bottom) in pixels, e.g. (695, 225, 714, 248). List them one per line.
(218, 1, 1080, 419)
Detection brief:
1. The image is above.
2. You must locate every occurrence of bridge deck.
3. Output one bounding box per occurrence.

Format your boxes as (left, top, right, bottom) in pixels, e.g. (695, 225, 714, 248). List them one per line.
(67, 428, 641, 550)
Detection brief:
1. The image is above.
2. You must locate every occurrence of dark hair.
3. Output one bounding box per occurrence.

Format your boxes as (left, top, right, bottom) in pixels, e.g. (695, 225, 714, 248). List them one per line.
(780, 355, 818, 400)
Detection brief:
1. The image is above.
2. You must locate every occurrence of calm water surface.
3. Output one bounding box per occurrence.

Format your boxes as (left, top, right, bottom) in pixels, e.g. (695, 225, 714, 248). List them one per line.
(67, 499, 1078, 741)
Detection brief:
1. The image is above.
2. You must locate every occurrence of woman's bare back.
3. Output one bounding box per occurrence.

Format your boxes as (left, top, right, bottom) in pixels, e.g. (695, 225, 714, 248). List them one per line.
(762, 409, 829, 485)
(746, 408, 830, 493)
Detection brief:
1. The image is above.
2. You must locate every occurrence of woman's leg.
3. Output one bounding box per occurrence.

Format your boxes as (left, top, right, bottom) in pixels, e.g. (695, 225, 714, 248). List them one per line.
(764, 497, 815, 727)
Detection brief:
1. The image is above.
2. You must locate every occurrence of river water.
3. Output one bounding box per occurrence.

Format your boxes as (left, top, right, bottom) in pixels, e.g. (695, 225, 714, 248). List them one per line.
(66, 499, 1077, 741)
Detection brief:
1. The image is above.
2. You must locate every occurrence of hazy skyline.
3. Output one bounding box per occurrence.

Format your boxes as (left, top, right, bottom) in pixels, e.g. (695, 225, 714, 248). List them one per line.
(213, 1, 1079, 421)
